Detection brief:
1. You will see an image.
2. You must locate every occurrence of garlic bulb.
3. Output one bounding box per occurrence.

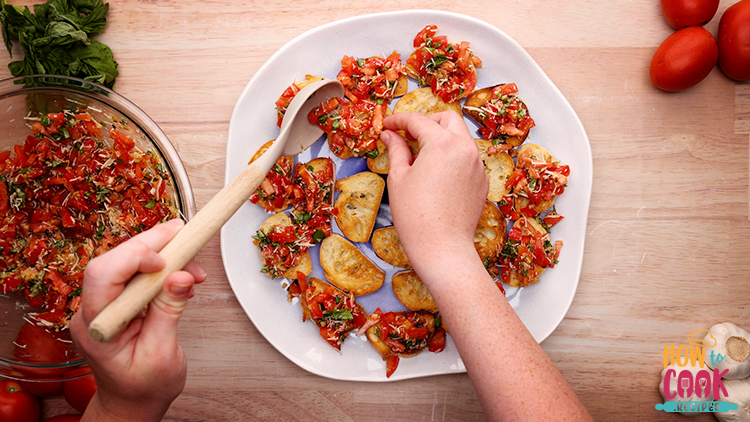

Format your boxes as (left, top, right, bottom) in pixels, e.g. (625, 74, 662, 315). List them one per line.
(714, 378, 750, 422)
(704, 323, 750, 380)
(659, 363, 713, 417)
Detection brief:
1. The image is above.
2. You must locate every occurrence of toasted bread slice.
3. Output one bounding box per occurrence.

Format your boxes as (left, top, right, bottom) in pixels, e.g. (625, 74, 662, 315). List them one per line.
(319, 234, 385, 296)
(393, 87, 462, 116)
(392, 270, 437, 313)
(371, 226, 411, 268)
(366, 140, 390, 174)
(514, 143, 559, 214)
(254, 212, 311, 279)
(463, 84, 533, 147)
(294, 156, 336, 209)
(475, 139, 514, 202)
(334, 171, 385, 243)
(248, 140, 294, 212)
(474, 201, 506, 277)
(297, 74, 324, 89)
(281, 253, 311, 279)
(257, 211, 290, 234)
(393, 72, 408, 98)
(503, 216, 551, 288)
(365, 311, 436, 359)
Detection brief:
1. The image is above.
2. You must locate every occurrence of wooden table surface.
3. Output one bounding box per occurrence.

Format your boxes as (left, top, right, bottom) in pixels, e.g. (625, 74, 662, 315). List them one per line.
(4, 1, 749, 421)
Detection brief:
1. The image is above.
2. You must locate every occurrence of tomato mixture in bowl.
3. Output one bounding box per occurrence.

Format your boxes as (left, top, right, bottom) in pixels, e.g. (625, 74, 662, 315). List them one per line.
(0, 75, 195, 381)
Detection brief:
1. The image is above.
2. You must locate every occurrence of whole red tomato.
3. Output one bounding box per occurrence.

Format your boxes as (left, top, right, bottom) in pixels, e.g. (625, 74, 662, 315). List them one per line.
(45, 414, 82, 422)
(650, 26, 719, 91)
(21, 379, 63, 397)
(661, 0, 720, 28)
(717, 0, 750, 81)
(0, 379, 41, 422)
(63, 368, 97, 413)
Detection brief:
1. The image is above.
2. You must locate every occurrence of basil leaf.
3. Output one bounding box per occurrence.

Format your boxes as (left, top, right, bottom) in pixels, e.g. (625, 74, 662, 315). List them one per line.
(0, 0, 118, 88)
(324, 309, 353, 320)
(312, 229, 326, 243)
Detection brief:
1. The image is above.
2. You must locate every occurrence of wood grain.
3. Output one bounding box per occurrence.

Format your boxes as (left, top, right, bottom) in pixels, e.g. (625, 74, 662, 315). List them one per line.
(3, 1, 747, 421)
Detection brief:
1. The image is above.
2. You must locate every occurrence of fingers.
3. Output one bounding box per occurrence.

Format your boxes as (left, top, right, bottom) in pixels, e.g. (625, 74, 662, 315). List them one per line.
(381, 130, 412, 171)
(81, 241, 164, 324)
(130, 218, 185, 250)
(182, 261, 208, 285)
(383, 111, 474, 152)
(141, 271, 198, 341)
(383, 112, 442, 150)
(427, 111, 474, 139)
(80, 219, 186, 324)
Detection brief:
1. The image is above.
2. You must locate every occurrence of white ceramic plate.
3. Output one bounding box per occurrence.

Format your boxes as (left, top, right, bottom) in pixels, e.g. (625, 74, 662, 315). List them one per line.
(221, 10, 592, 382)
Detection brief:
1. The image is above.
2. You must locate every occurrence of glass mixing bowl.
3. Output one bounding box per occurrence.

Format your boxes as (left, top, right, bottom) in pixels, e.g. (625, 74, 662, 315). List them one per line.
(0, 75, 195, 383)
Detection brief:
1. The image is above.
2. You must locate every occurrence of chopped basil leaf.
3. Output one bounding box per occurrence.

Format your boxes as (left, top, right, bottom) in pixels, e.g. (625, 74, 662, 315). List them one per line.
(324, 309, 353, 320)
(365, 149, 380, 159)
(312, 229, 326, 243)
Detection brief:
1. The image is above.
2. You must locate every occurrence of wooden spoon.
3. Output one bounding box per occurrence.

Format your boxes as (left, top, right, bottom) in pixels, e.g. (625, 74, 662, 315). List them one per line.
(88, 79, 345, 342)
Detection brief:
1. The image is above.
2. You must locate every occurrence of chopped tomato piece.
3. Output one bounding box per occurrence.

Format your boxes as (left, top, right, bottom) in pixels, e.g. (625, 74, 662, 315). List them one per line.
(428, 328, 446, 353)
(385, 355, 400, 378)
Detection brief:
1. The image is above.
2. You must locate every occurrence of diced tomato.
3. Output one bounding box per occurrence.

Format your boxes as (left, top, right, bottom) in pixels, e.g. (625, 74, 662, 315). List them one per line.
(496, 281, 506, 295)
(320, 326, 341, 350)
(23, 237, 47, 263)
(60, 207, 76, 228)
(428, 328, 446, 353)
(0, 179, 7, 215)
(406, 326, 429, 339)
(47, 270, 74, 297)
(2, 273, 23, 294)
(268, 225, 297, 244)
(385, 355, 400, 378)
(110, 129, 135, 150)
(543, 213, 564, 228)
(14, 144, 27, 167)
(413, 24, 438, 47)
(26, 291, 44, 308)
(47, 113, 65, 127)
(505, 169, 525, 189)
(306, 293, 326, 320)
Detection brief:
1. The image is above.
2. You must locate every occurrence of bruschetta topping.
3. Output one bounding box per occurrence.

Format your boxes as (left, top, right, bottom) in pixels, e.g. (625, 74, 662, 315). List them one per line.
(464, 83, 535, 145)
(406, 25, 481, 103)
(300, 275, 366, 351)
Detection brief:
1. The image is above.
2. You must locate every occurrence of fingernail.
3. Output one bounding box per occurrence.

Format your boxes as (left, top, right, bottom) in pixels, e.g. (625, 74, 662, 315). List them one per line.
(380, 131, 392, 146)
(169, 282, 192, 297)
(167, 218, 185, 227)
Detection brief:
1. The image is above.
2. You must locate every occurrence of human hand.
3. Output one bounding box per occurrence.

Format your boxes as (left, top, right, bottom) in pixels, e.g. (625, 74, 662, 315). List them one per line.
(69, 219, 207, 422)
(381, 111, 488, 271)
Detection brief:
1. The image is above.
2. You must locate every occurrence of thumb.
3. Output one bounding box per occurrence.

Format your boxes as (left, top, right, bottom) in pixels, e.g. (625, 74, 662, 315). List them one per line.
(140, 272, 195, 341)
(381, 130, 412, 172)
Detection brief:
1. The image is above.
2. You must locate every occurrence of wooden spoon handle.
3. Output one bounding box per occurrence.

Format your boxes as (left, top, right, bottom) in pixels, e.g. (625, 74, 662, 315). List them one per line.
(88, 161, 268, 342)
